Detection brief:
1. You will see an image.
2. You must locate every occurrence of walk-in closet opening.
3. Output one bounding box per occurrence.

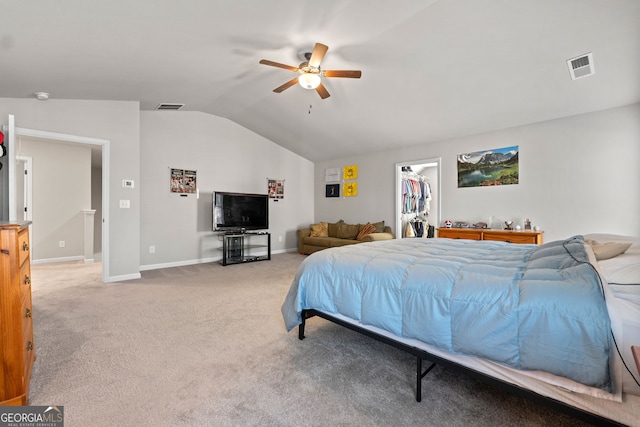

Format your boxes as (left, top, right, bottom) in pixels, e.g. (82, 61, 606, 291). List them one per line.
(395, 158, 441, 239)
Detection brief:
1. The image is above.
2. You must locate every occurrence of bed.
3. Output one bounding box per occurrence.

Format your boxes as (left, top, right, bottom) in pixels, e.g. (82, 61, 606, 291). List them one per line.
(281, 234, 640, 426)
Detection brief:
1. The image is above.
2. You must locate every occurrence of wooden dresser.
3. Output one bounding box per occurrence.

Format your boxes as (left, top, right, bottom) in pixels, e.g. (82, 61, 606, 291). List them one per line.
(437, 227, 543, 245)
(0, 222, 35, 406)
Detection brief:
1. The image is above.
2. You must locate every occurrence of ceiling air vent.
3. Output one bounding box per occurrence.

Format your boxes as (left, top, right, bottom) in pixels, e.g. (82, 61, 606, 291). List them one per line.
(567, 53, 594, 80)
(156, 103, 185, 111)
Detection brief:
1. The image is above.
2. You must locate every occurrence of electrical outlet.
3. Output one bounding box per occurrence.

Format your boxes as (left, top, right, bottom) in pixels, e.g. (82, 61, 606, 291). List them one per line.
(59, 240, 65, 248)
(149, 245, 155, 254)
(278, 235, 283, 242)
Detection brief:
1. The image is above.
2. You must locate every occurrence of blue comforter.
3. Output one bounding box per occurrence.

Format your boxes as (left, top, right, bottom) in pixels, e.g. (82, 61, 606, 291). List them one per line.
(282, 236, 612, 391)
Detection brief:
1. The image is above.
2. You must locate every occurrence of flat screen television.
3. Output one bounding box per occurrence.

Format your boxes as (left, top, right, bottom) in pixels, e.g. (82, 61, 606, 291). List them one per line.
(213, 191, 269, 232)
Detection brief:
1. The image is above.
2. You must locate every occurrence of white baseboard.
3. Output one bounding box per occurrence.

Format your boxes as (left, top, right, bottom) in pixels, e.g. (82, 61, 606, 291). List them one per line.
(32, 255, 85, 265)
(139, 248, 298, 272)
(104, 272, 142, 283)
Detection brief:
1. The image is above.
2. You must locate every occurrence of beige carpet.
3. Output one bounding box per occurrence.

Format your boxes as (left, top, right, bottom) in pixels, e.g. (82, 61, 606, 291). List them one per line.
(29, 254, 591, 427)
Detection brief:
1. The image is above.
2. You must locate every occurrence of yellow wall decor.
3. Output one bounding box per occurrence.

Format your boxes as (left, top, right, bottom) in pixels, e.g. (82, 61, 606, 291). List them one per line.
(343, 181, 358, 197)
(343, 164, 358, 180)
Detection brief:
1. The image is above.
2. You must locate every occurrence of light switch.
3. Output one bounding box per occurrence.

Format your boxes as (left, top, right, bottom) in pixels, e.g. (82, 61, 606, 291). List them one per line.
(119, 200, 130, 208)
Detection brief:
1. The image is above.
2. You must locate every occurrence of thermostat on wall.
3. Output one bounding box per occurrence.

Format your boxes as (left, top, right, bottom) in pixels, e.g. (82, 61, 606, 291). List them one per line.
(123, 179, 134, 188)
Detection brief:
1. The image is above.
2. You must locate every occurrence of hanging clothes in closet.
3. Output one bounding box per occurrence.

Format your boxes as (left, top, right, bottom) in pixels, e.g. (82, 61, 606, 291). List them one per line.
(401, 170, 432, 238)
(401, 174, 432, 215)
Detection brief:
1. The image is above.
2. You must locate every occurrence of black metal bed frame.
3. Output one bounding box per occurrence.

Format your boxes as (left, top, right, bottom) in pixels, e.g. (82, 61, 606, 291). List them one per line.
(299, 309, 624, 427)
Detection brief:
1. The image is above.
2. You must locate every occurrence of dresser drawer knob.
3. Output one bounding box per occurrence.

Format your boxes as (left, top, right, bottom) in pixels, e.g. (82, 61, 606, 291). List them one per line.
(27, 341, 33, 351)
(23, 242, 29, 251)
(24, 275, 31, 285)
(25, 308, 31, 318)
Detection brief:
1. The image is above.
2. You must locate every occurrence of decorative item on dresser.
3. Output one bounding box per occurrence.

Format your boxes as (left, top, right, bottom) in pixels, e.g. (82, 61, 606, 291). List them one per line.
(0, 222, 35, 406)
(437, 227, 543, 245)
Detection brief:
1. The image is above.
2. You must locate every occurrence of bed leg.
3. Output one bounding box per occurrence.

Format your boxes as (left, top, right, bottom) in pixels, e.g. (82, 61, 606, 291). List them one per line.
(416, 357, 436, 402)
(416, 357, 422, 402)
(298, 313, 306, 340)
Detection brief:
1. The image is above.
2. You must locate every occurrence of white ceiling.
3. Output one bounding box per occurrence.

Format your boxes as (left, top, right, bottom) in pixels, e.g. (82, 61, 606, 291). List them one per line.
(2, 0, 639, 162)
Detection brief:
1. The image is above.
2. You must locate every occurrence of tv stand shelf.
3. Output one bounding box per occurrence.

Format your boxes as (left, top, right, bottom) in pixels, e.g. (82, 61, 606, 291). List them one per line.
(221, 232, 271, 266)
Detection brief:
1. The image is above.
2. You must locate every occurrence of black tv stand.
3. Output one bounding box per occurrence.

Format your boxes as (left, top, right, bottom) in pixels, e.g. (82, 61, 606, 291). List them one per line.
(221, 232, 271, 266)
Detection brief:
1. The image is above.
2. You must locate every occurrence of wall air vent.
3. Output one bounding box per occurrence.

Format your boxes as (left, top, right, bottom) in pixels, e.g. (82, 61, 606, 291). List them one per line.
(156, 103, 185, 110)
(567, 53, 594, 80)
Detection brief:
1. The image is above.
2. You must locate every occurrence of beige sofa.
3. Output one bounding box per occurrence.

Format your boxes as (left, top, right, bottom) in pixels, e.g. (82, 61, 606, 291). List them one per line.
(297, 220, 394, 255)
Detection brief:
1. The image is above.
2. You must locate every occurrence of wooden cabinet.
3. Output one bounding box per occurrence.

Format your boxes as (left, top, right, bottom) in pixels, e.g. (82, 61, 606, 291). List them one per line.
(437, 227, 543, 245)
(0, 222, 35, 406)
(436, 228, 483, 240)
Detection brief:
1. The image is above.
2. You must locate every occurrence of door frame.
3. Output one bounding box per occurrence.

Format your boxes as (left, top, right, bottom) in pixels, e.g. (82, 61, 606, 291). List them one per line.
(395, 158, 441, 239)
(15, 156, 32, 222)
(7, 120, 110, 283)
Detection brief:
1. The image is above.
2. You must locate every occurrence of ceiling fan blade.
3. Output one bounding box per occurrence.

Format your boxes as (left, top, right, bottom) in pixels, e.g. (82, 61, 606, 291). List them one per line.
(308, 43, 329, 68)
(323, 70, 362, 79)
(259, 59, 299, 72)
(315, 82, 330, 99)
(273, 77, 299, 93)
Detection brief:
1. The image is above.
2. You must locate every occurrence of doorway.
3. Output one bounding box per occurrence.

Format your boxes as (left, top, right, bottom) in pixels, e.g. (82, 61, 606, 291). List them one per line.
(15, 156, 32, 222)
(8, 123, 110, 282)
(395, 158, 441, 239)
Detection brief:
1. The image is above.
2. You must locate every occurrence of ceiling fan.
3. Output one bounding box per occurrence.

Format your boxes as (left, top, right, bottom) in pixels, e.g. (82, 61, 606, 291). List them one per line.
(259, 43, 361, 99)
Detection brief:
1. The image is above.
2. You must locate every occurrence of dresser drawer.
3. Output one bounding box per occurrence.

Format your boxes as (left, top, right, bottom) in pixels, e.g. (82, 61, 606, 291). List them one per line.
(483, 231, 541, 244)
(438, 228, 482, 240)
(437, 227, 543, 245)
(0, 222, 34, 406)
(22, 314, 33, 355)
(17, 229, 30, 267)
(20, 263, 32, 303)
(23, 338, 35, 385)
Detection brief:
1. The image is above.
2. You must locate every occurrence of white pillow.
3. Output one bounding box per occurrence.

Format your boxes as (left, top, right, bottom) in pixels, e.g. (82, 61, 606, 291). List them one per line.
(583, 234, 640, 285)
(599, 259, 640, 285)
(584, 239, 632, 260)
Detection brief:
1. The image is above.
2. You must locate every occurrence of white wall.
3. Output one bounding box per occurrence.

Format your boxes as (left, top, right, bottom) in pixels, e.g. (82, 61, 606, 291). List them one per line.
(2, 99, 635, 276)
(17, 138, 91, 261)
(139, 111, 314, 268)
(314, 104, 640, 242)
(0, 98, 140, 280)
(0, 100, 314, 279)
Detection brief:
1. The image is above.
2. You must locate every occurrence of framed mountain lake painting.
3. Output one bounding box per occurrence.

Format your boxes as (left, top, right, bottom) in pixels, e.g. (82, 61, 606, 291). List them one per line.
(457, 145, 519, 187)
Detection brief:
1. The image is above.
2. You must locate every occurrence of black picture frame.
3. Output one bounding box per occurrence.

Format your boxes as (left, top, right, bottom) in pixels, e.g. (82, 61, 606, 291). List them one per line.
(325, 184, 340, 198)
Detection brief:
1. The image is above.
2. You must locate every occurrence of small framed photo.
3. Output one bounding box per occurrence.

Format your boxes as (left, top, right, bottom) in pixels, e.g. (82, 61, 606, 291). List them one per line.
(325, 184, 340, 198)
(343, 164, 358, 180)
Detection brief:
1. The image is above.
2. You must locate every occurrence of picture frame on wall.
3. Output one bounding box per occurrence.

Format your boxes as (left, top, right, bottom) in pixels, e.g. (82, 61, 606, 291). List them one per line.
(343, 164, 358, 180)
(268, 179, 284, 199)
(457, 145, 519, 187)
(343, 181, 358, 197)
(170, 168, 197, 194)
(325, 184, 340, 198)
(325, 168, 341, 182)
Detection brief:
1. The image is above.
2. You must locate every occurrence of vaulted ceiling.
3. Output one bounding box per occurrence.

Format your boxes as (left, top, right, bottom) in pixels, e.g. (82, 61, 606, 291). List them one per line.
(2, 0, 639, 162)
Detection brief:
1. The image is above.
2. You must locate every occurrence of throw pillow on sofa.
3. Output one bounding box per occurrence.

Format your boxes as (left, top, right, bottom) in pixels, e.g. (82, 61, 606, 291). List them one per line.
(327, 220, 344, 238)
(336, 223, 360, 240)
(356, 223, 377, 241)
(310, 222, 329, 237)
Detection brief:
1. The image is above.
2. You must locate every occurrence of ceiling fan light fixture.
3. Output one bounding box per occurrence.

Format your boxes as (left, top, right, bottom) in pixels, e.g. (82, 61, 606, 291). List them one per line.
(298, 73, 321, 89)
